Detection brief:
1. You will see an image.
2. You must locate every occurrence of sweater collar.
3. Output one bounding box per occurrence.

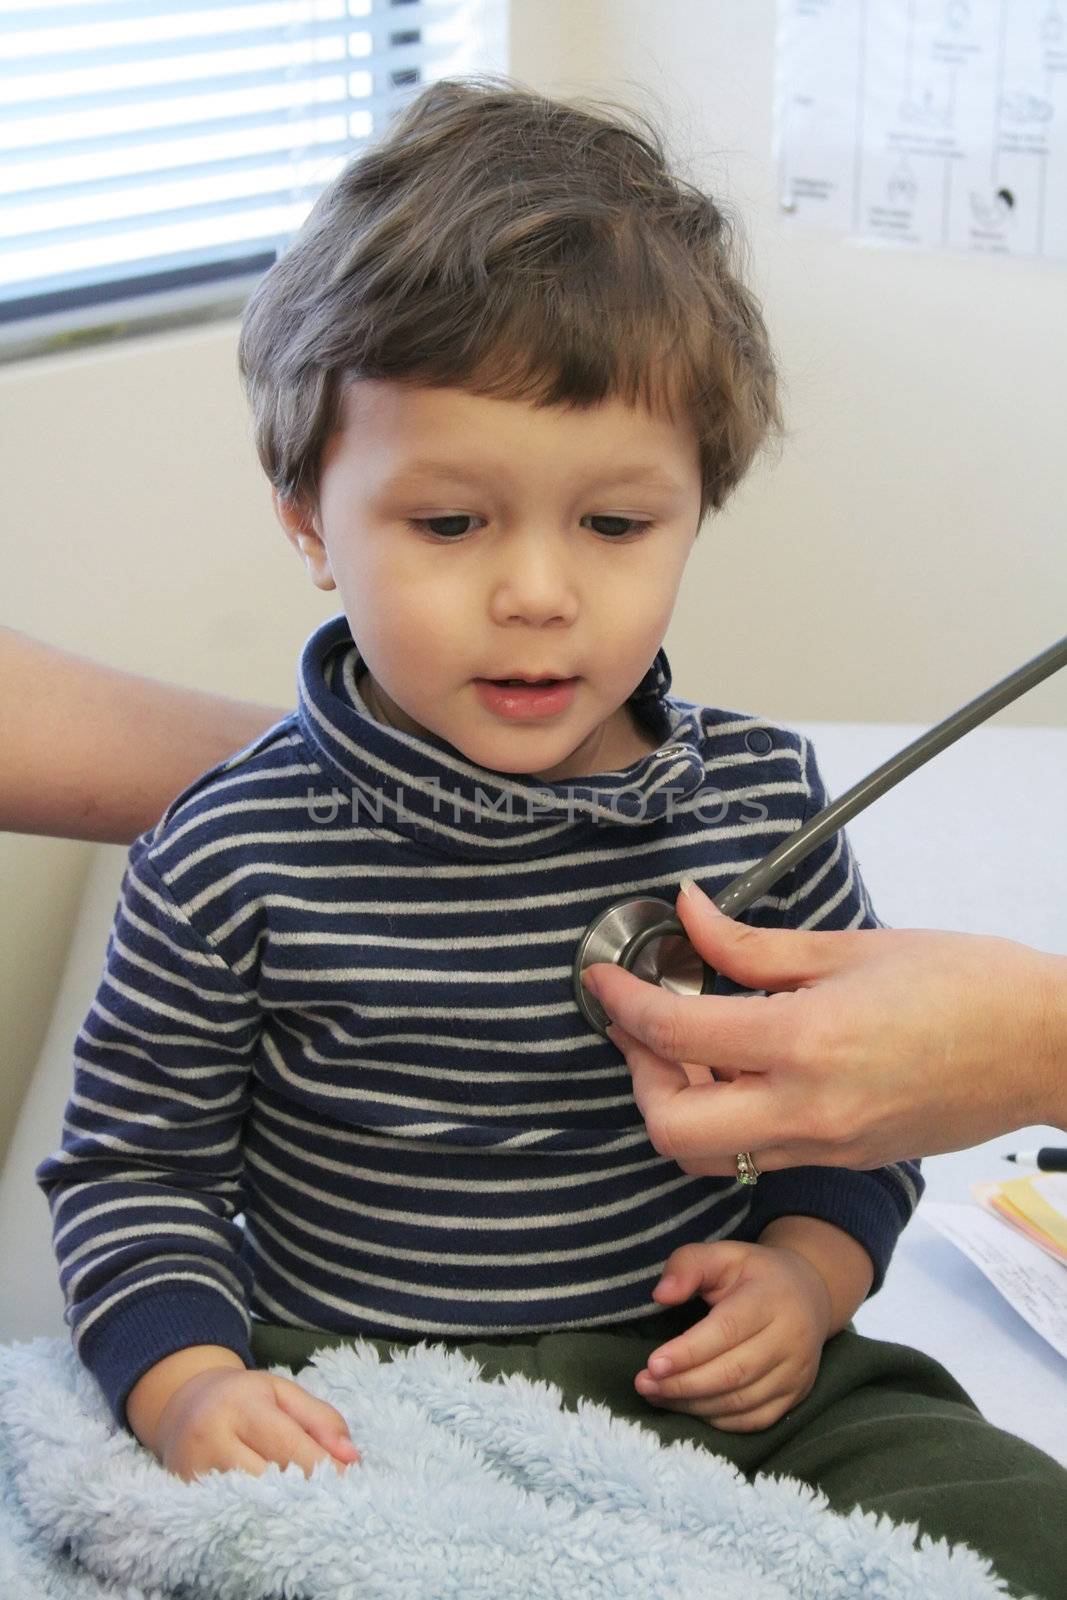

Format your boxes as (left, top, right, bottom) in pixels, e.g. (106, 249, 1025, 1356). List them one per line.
(296, 614, 708, 861)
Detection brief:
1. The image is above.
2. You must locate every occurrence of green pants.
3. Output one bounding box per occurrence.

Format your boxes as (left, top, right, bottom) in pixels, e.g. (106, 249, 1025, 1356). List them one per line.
(251, 1304, 1067, 1600)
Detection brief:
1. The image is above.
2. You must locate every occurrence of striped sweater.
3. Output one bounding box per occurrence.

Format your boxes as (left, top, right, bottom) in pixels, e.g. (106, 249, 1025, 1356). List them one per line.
(36, 613, 922, 1430)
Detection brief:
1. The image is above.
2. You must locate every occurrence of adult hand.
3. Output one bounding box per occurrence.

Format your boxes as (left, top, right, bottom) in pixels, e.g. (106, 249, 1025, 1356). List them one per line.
(581, 879, 1066, 1173)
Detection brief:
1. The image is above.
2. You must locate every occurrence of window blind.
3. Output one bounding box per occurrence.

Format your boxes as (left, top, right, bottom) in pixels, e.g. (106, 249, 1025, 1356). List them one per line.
(0, 0, 501, 342)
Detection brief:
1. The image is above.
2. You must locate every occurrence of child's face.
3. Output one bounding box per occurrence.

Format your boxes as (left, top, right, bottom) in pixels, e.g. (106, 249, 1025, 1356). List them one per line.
(276, 378, 702, 781)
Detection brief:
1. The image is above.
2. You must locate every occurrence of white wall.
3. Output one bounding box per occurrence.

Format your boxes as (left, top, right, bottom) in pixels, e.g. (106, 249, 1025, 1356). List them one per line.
(2, 0, 1065, 1178)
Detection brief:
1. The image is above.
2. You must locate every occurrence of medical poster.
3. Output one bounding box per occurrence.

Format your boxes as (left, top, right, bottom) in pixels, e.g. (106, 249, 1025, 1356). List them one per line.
(775, 0, 1067, 261)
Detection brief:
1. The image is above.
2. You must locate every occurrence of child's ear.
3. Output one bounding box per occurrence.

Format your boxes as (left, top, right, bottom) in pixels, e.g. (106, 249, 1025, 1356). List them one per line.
(272, 489, 336, 591)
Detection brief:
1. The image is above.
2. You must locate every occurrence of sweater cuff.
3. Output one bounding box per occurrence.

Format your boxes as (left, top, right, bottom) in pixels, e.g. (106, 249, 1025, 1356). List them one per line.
(78, 1287, 254, 1434)
(738, 1167, 913, 1296)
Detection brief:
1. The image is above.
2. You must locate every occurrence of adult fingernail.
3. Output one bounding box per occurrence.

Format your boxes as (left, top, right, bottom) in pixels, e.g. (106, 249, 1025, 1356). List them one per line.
(679, 875, 720, 912)
(648, 1354, 673, 1376)
(581, 970, 600, 998)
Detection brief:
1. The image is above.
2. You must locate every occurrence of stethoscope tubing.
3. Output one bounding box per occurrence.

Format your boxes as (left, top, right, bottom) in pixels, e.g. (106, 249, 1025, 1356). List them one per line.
(712, 631, 1067, 919)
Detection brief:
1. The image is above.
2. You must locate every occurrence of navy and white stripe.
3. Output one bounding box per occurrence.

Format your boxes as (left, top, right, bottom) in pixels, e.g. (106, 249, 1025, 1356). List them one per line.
(37, 614, 922, 1429)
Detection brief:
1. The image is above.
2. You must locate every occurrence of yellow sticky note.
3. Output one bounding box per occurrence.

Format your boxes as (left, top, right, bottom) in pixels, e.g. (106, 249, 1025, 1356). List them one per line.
(999, 1175, 1067, 1253)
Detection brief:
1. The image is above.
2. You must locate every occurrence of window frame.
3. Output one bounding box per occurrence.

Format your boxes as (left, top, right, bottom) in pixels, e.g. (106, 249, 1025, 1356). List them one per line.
(0, 0, 509, 366)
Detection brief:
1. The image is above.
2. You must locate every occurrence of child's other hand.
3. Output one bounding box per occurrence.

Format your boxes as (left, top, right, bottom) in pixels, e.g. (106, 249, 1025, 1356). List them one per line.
(154, 1366, 362, 1482)
(634, 1240, 832, 1432)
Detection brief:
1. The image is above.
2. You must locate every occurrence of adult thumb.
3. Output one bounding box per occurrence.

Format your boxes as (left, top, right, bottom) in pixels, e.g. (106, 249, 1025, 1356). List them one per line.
(675, 876, 849, 991)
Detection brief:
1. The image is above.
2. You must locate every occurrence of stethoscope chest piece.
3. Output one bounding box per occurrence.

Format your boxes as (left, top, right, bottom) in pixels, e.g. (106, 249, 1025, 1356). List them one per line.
(569, 635, 1067, 1040)
(573, 894, 717, 1035)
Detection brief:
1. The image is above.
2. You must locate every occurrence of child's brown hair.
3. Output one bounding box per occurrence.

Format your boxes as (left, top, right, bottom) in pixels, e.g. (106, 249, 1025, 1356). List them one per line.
(238, 72, 782, 527)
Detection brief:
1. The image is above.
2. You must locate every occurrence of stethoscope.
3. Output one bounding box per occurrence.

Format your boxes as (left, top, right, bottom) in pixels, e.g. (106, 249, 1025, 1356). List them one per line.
(573, 633, 1067, 1036)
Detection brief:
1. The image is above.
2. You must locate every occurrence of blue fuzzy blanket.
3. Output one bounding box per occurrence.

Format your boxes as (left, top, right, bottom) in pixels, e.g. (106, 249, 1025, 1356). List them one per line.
(0, 1335, 1018, 1599)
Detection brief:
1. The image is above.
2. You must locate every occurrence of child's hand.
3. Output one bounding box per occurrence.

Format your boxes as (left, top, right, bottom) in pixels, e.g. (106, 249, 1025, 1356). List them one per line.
(634, 1240, 833, 1432)
(153, 1366, 362, 1482)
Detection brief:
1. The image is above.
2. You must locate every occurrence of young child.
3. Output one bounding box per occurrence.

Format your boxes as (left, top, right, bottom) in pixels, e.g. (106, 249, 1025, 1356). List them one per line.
(36, 75, 1066, 1596)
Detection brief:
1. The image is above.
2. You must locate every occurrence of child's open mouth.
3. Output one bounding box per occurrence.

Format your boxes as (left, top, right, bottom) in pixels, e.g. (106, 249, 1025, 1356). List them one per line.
(474, 678, 579, 719)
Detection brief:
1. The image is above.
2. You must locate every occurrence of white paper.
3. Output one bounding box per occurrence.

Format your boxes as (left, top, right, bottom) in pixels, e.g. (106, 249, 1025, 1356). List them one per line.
(776, 0, 1067, 261)
(1034, 1173, 1067, 1219)
(920, 1201, 1067, 1361)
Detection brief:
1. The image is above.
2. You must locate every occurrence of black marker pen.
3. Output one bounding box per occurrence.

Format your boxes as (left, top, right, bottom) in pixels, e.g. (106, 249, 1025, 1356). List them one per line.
(1003, 1148, 1067, 1173)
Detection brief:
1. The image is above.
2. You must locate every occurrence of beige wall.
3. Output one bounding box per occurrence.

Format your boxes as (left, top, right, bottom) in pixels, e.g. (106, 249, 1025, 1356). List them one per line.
(5, 2, 1064, 723)
(2, 0, 1065, 1152)
(510, 0, 1066, 728)
(0, 330, 337, 1154)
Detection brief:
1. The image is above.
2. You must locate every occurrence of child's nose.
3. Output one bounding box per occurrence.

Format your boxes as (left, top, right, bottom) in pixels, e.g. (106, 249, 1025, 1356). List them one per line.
(487, 530, 581, 626)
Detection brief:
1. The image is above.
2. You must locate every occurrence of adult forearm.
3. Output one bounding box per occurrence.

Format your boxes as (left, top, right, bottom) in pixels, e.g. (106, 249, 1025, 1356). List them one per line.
(0, 626, 287, 843)
(126, 1344, 248, 1450)
(1034, 950, 1067, 1130)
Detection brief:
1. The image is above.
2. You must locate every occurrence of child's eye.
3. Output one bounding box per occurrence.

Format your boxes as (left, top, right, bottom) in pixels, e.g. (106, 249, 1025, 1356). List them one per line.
(585, 516, 653, 538)
(405, 515, 478, 539)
